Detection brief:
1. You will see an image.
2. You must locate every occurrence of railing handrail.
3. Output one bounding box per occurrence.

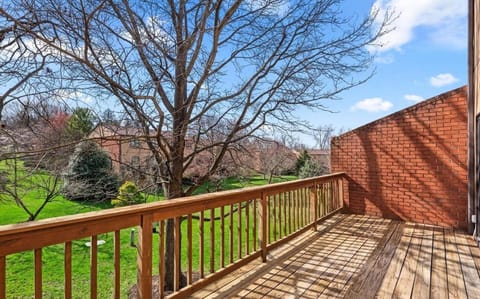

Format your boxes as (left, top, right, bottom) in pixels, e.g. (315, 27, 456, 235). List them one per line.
(0, 172, 345, 236)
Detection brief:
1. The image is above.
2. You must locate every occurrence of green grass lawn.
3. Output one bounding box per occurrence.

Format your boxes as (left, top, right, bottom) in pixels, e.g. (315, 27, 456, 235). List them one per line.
(1, 173, 298, 298)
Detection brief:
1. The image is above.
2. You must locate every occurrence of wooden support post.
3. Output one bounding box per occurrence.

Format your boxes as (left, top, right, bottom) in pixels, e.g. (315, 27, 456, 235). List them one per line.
(259, 192, 268, 262)
(310, 185, 318, 231)
(137, 214, 153, 299)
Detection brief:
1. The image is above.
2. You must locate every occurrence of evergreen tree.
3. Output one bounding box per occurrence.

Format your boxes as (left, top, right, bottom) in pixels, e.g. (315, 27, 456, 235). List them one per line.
(62, 141, 119, 202)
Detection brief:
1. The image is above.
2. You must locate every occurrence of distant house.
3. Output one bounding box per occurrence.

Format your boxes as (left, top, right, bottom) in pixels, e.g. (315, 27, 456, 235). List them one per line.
(89, 124, 154, 174)
(306, 149, 330, 173)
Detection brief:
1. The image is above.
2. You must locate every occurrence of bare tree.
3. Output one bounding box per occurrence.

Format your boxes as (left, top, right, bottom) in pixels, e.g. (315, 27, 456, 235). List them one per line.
(0, 0, 393, 289)
(311, 124, 347, 150)
(256, 139, 296, 183)
(0, 133, 62, 222)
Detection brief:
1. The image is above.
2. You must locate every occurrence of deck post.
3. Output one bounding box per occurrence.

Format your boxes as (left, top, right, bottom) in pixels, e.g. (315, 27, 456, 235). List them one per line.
(137, 213, 153, 299)
(259, 192, 268, 262)
(310, 184, 318, 231)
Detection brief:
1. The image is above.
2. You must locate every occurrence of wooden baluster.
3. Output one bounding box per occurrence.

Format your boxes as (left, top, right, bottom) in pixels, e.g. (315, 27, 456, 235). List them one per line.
(278, 194, 282, 239)
(199, 211, 204, 278)
(137, 214, 152, 299)
(229, 205, 234, 264)
(259, 192, 268, 262)
(339, 178, 344, 209)
(253, 200, 257, 251)
(237, 203, 242, 259)
(328, 181, 333, 212)
(114, 231, 120, 299)
(273, 194, 277, 241)
(34, 248, 42, 299)
(64, 242, 72, 299)
(297, 190, 301, 229)
(310, 185, 318, 231)
(159, 220, 165, 299)
(283, 192, 287, 237)
(210, 209, 215, 274)
(187, 215, 193, 285)
(245, 200, 250, 255)
(267, 196, 271, 244)
(298, 189, 302, 228)
(0, 256, 5, 299)
(288, 191, 292, 235)
(333, 180, 339, 210)
(220, 206, 225, 268)
(304, 188, 308, 227)
(90, 236, 98, 299)
(173, 217, 181, 292)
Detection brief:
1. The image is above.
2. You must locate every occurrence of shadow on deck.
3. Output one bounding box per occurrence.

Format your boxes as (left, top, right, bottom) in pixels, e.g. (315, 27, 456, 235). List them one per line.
(190, 214, 480, 299)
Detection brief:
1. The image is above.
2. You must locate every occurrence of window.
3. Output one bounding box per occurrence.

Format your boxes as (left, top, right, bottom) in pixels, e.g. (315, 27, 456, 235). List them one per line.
(130, 139, 141, 148)
(131, 156, 140, 165)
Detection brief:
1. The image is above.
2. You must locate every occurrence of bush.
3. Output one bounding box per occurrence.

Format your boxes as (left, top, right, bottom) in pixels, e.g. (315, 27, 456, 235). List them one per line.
(111, 181, 145, 207)
(298, 159, 326, 179)
(62, 141, 119, 202)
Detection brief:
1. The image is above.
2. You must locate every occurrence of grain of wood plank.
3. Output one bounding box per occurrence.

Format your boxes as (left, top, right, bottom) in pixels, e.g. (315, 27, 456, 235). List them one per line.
(376, 222, 414, 299)
(343, 221, 404, 298)
(316, 218, 389, 298)
(237, 214, 356, 298)
(444, 228, 467, 299)
(190, 213, 346, 298)
(392, 223, 422, 299)
(430, 227, 448, 299)
(454, 231, 480, 299)
(466, 234, 480, 278)
(262, 216, 377, 298)
(411, 224, 433, 299)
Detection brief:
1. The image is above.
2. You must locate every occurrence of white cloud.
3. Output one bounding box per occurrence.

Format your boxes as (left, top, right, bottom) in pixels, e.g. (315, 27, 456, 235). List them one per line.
(404, 94, 424, 102)
(351, 97, 393, 112)
(429, 73, 459, 87)
(370, 0, 467, 52)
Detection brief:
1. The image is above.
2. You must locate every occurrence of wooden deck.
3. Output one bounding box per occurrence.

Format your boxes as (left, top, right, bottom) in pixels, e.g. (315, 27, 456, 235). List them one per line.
(190, 214, 480, 299)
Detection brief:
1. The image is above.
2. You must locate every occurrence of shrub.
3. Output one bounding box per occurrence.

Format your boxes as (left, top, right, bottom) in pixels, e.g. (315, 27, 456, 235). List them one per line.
(62, 141, 119, 202)
(111, 181, 145, 207)
(298, 159, 326, 179)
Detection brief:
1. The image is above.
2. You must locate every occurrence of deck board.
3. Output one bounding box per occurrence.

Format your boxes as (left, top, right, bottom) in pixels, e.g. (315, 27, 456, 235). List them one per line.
(188, 214, 480, 299)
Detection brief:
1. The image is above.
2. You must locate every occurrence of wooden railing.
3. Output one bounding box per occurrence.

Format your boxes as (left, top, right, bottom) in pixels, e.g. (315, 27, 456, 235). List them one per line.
(0, 173, 345, 299)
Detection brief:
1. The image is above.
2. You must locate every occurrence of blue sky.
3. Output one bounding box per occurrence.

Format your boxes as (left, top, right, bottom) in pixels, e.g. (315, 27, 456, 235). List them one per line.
(297, 0, 468, 145)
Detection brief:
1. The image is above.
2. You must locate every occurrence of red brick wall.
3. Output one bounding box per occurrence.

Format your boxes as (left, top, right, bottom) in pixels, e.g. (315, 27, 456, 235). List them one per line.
(331, 86, 468, 229)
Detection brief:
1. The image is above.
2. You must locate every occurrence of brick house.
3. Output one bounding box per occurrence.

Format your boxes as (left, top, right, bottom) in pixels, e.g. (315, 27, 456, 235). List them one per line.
(89, 124, 154, 174)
